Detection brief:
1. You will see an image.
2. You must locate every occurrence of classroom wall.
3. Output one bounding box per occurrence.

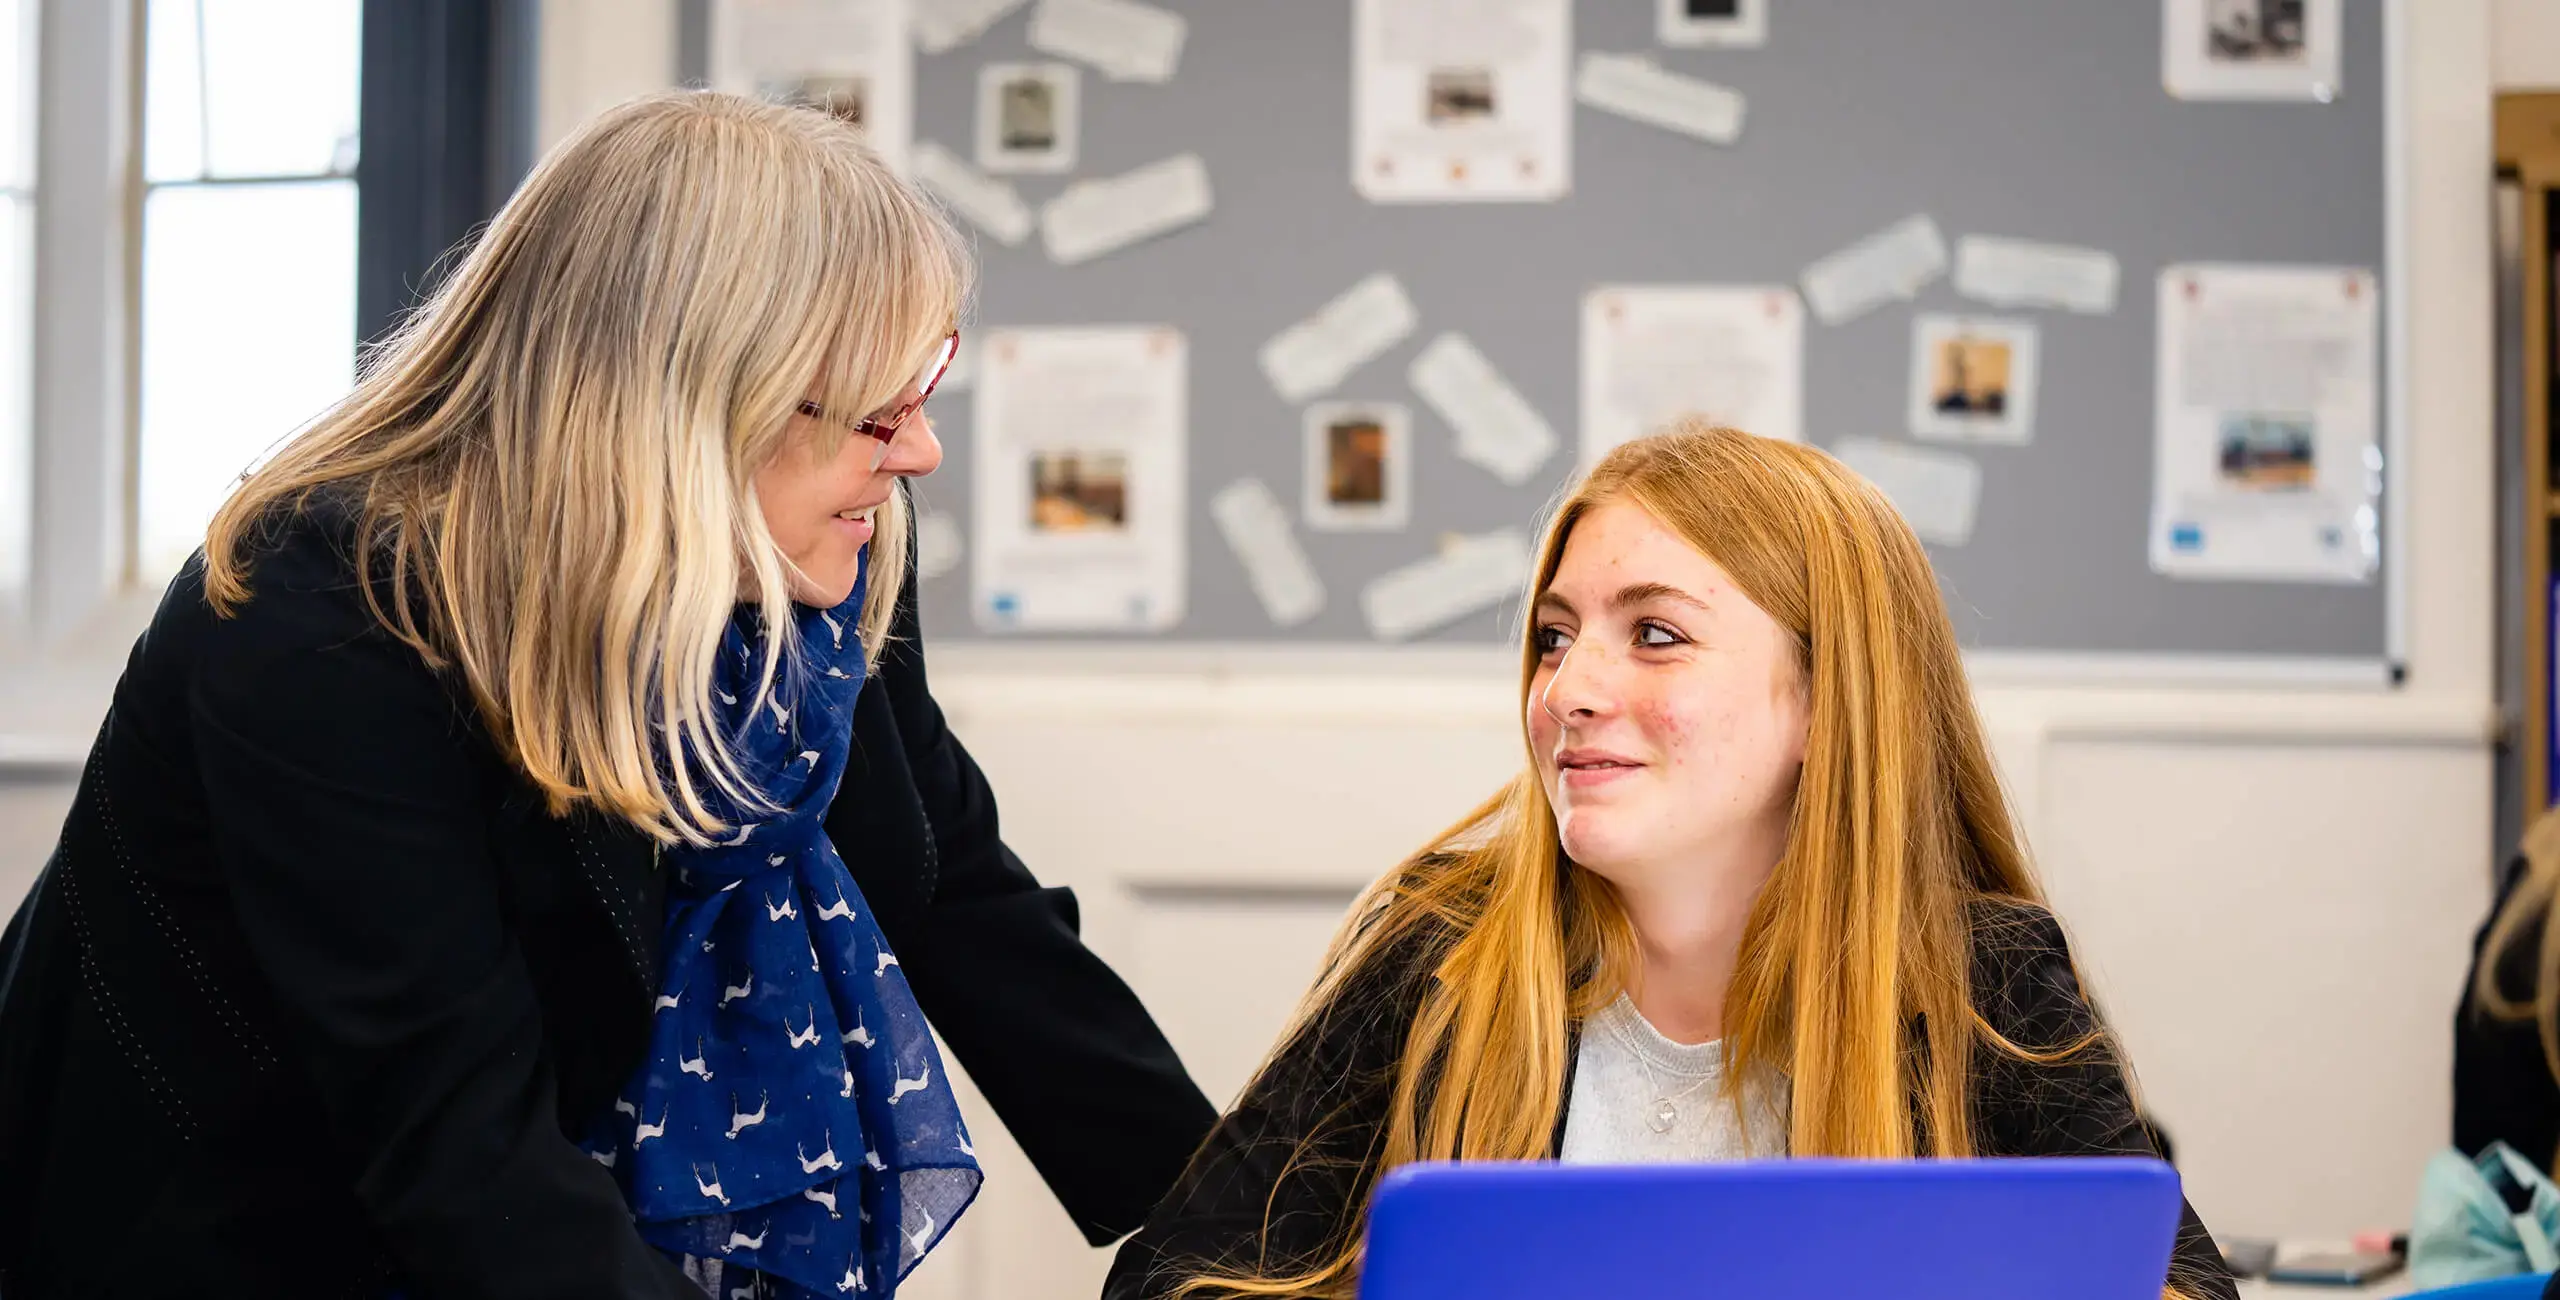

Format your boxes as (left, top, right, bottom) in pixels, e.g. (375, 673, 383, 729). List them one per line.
(0, 6, 2492, 1298)
(2497, 0, 2560, 90)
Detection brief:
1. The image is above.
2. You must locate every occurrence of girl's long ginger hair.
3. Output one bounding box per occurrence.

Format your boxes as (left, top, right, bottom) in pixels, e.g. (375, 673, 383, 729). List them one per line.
(1182, 423, 2176, 1299)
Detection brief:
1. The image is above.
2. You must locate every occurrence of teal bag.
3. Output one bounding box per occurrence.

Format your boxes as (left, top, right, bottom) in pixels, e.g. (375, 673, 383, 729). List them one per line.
(2410, 1142, 2560, 1288)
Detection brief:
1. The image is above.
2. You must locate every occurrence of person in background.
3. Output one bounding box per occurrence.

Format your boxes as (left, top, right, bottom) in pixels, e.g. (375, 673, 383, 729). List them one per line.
(1104, 423, 2235, 1300)
(0, 91, 1213, 1298)
(2457, 806, 2560, 1173)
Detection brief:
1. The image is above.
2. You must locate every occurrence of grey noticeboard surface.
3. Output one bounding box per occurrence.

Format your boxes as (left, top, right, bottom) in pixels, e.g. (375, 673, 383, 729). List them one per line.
(772, 0, 2393, 661)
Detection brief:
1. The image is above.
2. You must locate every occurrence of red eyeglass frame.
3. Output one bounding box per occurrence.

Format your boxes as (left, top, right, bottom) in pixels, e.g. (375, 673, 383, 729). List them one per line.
(797, 330, 961, 442)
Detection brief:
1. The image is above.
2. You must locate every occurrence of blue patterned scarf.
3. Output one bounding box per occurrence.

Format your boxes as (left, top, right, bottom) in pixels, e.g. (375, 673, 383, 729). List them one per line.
(585, 563, 981, 1299)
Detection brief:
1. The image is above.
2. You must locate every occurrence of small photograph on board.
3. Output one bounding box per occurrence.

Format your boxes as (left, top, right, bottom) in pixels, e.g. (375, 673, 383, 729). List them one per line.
(1658, 0, 1767, 49)
(1427, 68, 1498, 124)
(2216, 413, 2317, 491)
(2206, 0, 2304, 63)
(976, 61, 1080, 175)
(768, 74, 868, 127)
(1029, 451, 1130, 532)
(2162, 0, 2339, 101)
(1302, 401, 1413, 532)
(1907, 314, 2039, 445)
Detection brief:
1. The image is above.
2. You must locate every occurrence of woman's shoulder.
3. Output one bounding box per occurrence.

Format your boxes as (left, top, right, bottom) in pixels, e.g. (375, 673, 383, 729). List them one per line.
(152, 494, 447, 710)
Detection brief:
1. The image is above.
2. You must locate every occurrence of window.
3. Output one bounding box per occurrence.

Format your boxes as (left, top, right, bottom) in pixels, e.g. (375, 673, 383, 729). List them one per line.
(138, 0, 360, 577)
(0, 0, 34, 601)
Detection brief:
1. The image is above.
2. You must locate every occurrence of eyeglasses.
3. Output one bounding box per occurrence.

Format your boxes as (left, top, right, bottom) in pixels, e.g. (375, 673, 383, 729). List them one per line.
(797, 330, 960, 442)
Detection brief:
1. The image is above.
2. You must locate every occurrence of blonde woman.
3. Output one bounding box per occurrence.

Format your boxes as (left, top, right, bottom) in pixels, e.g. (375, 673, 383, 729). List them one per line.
(0, 93, 1213, 1298)
(1104, 424, 2235, 1300)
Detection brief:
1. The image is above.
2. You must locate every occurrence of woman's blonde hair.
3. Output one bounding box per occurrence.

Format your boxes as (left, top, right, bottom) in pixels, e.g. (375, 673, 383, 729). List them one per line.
(2472, 804, 2560, 1168)
(202, 90, 969, 843)
(1183, 423, 2184, 1298)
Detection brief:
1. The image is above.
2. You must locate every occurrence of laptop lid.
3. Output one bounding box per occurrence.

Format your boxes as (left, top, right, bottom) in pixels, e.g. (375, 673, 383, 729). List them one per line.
(1358, 1158, 2184, 1299)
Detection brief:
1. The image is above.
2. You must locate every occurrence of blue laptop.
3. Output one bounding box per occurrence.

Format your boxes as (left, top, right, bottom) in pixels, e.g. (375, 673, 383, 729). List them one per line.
(1358, 1158, 2184, 1300)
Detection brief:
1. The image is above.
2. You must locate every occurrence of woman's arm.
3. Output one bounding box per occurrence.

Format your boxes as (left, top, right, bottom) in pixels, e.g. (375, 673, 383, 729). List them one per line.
(189, 546, 693, 1299)
(1969, 903, 2239, 1300)
(832, 556, 1218, 1244)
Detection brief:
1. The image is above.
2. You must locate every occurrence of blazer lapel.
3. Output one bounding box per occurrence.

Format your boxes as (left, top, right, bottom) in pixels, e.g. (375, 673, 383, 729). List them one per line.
(564, 812, 665, 996)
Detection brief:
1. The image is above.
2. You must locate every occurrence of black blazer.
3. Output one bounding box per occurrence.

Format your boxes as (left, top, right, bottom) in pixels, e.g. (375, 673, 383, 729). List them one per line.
(0, 507, 1217, 1298)
(1102, 900, 2237, 1300)
(2454, 855, 2560, 1173)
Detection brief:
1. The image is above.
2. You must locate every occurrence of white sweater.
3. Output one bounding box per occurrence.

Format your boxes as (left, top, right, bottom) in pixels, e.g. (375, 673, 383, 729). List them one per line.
(1557, 995, 1789, 1165)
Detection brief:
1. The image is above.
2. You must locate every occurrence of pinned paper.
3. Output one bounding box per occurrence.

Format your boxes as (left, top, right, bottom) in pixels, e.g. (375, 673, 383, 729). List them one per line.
(915, 509, 964, 580)
(1582, 286, 1803, 463)
(1040, 153, 1213, 265)
(1907, 314, 2040, 445)
(1800, 215, 1949, 326)
(1832, 438, 1982, 547)
(914, 142, 1034, 246)
(1028, 0, 1185, 83)
(1954, 237, 2120, 315)
(1210, 479, 1325, 627)
(1574, 53, 1744, 146)
(1410, 333, 1558, 486)
(1362, 529, 1535, 642)
(2162, 0, 2342, 103)
(1259, 273, 1419, 403)
(1353, 0, 1572, 204)
(2149, 263, 2380, 582)
(977, 62, 1079, 175)
(973, 327, 1188, 631)
(711, 0, 913, 173)
(915, 0, 1029, 54)
(1303, 401, 1412, 532)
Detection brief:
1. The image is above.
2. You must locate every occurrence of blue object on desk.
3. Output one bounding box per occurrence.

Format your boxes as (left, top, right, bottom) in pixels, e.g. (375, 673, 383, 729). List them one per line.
(1357, 1158, 2184, 1300)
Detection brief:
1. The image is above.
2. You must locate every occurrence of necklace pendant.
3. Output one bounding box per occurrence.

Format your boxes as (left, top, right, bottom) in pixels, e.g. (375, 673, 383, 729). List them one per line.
(1648, 1098, 1677, 1133)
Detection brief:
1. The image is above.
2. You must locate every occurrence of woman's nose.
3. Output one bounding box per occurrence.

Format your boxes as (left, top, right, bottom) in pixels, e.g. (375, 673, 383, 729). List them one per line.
(1540, 644, 1612, 723)
(880, 414, 943, 478)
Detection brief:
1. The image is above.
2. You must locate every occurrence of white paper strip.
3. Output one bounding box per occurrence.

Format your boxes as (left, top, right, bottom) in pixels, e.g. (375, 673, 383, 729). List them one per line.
(1210, 479, 1325, 627)
(1361, 529, 1535, 642)
(1832, 438, 1982, 547)
(913, 142, 1033, 246)
(914, 0, 1028, 53)
(1027, 0, 1185, 83)
(1574, 53, 1745, 146)
(1040, 153, 1213, 265)
(1410, 332, 1558, 486)
(1800, 214, 1949, 326)
(1954, 236, 2120, 315)
(1259, 273, 1420, 403)
(915, 509, 964, 580)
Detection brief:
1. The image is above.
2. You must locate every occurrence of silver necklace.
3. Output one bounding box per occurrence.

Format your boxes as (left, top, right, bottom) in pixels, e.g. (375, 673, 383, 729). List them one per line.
(1608, 1008, 1719, 1135)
